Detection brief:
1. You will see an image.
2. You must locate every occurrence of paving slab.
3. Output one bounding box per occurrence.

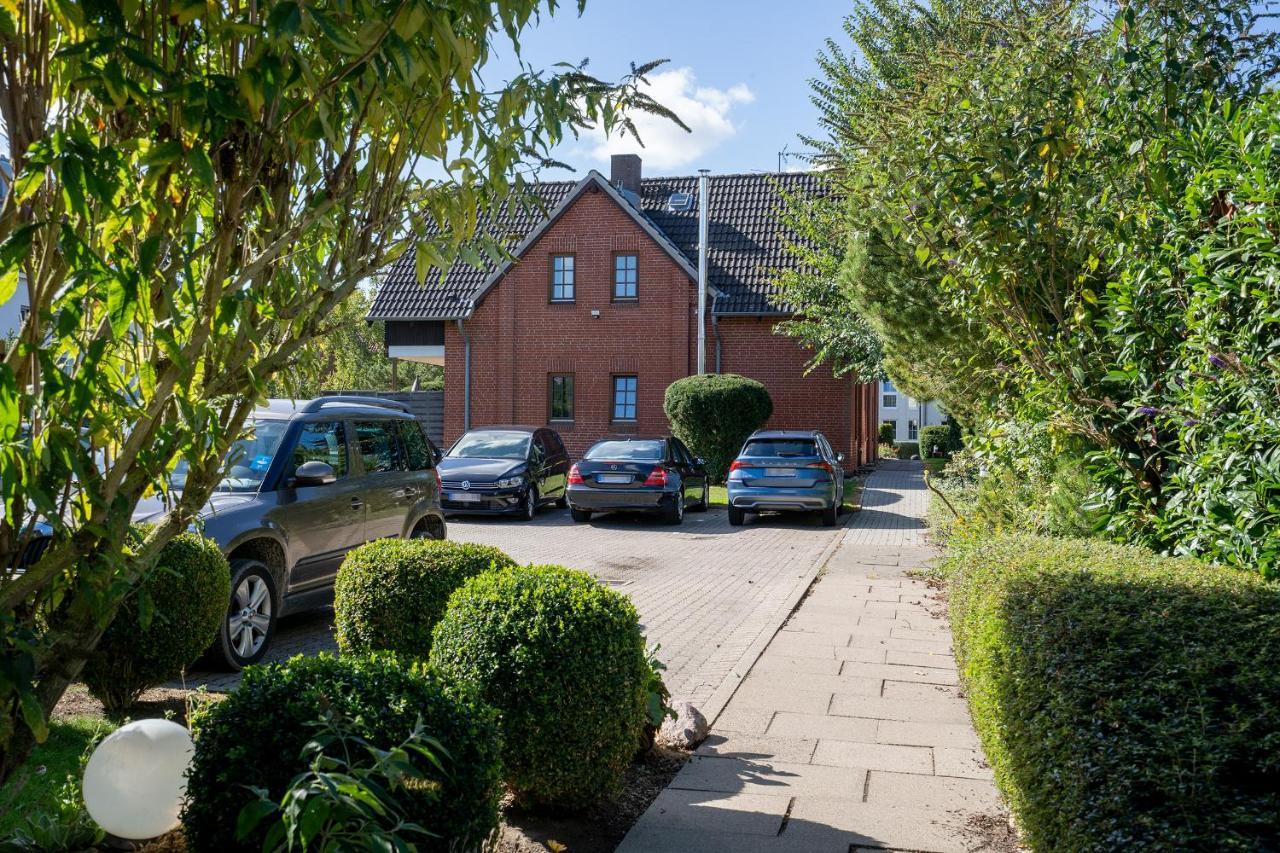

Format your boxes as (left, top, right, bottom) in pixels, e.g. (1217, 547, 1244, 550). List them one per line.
(619, 461, 1007, 853)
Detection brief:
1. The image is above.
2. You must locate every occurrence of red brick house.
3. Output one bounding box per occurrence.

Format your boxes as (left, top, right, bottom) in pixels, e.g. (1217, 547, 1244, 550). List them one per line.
(368, 155, 879, 468)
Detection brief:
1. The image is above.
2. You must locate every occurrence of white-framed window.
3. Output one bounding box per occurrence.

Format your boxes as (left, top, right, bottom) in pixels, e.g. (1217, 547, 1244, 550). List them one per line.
(908, 419, 919, 440)
(881, 379, 898, 409)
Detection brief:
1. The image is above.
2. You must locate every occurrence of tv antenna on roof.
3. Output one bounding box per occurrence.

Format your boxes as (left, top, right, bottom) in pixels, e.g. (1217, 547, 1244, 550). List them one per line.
(777, 146, 819, 173)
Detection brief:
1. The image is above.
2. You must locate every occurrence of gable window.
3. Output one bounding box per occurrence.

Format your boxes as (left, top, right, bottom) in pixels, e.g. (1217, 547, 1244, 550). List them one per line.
(881, 379, 897, 409)
(549, 374, 575, 422)
(613, 253, 638, 300)
(612, 375, 638, 421)
(550, 254, 575, 302)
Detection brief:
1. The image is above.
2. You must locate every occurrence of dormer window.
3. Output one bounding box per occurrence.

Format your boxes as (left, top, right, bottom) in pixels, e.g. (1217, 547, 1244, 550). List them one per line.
(550, 254, 575, 302)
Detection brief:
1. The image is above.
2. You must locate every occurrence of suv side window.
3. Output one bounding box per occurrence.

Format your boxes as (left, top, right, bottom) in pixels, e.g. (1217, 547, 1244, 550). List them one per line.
(530, 432, 547, 463)
(354, 420, 404, 473)
(398, 420, 434, 471)
(289, 421, 348, 479)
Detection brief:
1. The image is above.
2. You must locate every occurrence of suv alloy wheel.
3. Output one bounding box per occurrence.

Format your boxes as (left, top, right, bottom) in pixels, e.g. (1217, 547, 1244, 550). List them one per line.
(218, 558, 278, 670)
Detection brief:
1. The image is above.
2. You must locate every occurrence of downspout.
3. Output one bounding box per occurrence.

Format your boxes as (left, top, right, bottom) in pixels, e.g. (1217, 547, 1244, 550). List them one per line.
(697, 169, 710, 375)
(712, 312, 722, 374)
(455, 318, 471, 432)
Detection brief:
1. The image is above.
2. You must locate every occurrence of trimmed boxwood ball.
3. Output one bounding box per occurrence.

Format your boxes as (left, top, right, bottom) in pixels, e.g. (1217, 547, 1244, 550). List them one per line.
(947, 534, 1280, 850)
(664, 373, 773, 481)
(183, 653, 502, 852)
(83, 531, 230, 716)
(334, 538, 516, 658)
(430, 565, 649, 809)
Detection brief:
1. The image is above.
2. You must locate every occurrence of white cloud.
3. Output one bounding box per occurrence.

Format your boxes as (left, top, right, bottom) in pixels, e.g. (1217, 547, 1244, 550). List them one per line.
(582, 68, 754, 171)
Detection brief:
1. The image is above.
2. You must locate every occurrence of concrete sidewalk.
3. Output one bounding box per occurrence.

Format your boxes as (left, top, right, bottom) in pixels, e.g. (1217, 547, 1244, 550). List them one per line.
(618, 461, 1008, 853)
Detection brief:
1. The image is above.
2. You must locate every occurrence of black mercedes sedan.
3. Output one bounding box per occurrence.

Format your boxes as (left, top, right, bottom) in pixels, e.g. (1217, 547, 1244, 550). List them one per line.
(438, 426, 570, 519)
(566, 436, 709, 525)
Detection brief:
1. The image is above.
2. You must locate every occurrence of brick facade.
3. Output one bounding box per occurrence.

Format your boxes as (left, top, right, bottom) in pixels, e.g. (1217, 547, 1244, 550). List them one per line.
(441, 184, 877, 467)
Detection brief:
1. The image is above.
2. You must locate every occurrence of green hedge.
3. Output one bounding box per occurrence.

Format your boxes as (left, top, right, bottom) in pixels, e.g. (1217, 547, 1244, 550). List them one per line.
(946, 534, 1280, 850)
(183, 653, 502, 852)
(918, 425, 952, 458)
(664, 374, 772, 481)
(334, 539, 515, 658)
(83, 531, 230, 715)
(429, 565, 649, 808)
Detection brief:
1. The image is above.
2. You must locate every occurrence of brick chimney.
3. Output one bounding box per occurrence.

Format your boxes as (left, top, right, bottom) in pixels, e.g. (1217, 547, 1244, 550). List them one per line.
(610, 154, 642, 195)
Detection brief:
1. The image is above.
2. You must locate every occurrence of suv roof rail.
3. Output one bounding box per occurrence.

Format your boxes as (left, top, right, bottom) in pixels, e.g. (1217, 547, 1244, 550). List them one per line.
(301, 396, 412, 414)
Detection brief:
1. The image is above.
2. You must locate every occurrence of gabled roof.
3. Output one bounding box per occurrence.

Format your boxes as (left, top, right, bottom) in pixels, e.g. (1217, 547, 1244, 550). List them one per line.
(368, 170, 824, 321)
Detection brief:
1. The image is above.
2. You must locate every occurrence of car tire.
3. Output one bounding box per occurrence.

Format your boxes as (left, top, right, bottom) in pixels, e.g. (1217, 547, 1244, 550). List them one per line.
(555, 494, 569, 509)
(689, 482, 710, 511)
(663, 492, 685, 525)
(728, 505, 745, 526)
(522, 486, 538, 521)
(217, 559, 278, 671)
(822, 503, 839, 527)
(571, 507, 592, 523)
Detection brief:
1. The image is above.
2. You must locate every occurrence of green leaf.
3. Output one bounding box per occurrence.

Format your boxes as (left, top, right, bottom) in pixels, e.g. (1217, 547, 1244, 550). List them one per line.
(20, 691, 48, 743)
(235, 798, 277, 841)
(187, 146, 215, 188)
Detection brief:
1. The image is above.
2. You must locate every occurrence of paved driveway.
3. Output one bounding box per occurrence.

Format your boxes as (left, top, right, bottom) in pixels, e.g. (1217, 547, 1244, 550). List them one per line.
(182, 507, 848, 714)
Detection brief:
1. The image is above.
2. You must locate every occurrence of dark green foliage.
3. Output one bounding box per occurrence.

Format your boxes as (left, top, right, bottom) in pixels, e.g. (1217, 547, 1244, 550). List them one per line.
(82, 532, 230, 715)
(664, 374, 773, 481)
(946, 534, 1280, 850)
(878, 421, 896, 444)
(334, 539, 515, 658)
(183, 654, 502, 853)
(429, 565, 649, 808)
(918, 425, 952, 459)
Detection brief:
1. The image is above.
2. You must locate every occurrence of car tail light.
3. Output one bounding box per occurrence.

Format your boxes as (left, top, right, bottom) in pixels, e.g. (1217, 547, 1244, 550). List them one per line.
(808, 460, 834, 474)
(434, 467, 442, 492)
(729, 459, 748, 472)
(567, 464, 584, 485)
(643, 466, 668, 486)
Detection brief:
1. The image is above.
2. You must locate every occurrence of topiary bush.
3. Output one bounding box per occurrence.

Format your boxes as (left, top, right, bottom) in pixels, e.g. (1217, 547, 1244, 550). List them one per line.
(918, 425, 952, 459)
(183, 653, 502, 853)
(429, 565, 649, 809)
(334, 539, 515, 658)
(83, 531, 230, 716)
(878, 421, 896, 444)
(664, 373, 772, 481)
(946, 534, 1280, 851)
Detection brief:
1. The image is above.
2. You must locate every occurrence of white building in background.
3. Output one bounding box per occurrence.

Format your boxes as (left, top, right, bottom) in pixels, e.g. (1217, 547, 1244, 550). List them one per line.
(879, 378, 947, 443)
(0, 157, 25, 345)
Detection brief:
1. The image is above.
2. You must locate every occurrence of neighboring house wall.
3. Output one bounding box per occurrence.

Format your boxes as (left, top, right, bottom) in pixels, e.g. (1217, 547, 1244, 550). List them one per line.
(442, 186, 696, 457)
(878, 379, 947, 443)
(0, 275, 29, 343)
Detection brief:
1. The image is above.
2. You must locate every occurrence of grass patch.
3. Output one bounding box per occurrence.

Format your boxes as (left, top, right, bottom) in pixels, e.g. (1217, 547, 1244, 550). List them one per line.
(0, 716, 108, 836)
(709, 476, 863, 510)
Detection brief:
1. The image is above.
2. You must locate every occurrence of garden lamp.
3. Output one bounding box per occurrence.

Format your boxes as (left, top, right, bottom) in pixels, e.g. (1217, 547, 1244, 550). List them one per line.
(82, 718, 194, 840)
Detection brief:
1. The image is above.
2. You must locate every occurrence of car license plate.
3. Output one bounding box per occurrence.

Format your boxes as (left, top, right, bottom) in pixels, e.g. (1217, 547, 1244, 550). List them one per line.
(597, 473, 632, 484)
(449, 492, 482, 502)
(764, 468, 796, 477)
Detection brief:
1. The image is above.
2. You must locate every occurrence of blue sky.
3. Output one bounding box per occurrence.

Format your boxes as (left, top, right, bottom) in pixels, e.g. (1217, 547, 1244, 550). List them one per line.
(483, 0, 854, 177)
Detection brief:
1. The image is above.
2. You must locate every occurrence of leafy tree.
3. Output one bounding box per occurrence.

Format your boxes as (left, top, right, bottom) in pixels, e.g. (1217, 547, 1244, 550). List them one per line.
(0, 0, 684, 780)
(266, 288, 443, 398)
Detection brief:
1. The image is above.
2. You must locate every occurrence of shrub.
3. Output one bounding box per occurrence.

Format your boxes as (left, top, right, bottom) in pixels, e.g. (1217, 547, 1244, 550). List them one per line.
(334, 539, 515, 658)
(946, 534, 1280, 851)
(430, 565, 649, 808)
(878, 421, 896, 444)
(896, 441, 919, 459)
(183, 653, 502, 852)
(664, 374, 772, 481)
(918, 425, 952, 459)
(82, 532, 230, 715)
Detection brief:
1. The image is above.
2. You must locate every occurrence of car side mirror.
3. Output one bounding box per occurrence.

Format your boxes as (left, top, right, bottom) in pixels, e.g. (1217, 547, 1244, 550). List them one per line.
(294, 460, 336, 487)
(431, 445, 444, 465)
(837, 452, 846, 463)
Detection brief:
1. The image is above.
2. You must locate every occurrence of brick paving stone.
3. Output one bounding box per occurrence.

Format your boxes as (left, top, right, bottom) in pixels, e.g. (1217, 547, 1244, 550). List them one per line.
(619, 461, 1007, 852)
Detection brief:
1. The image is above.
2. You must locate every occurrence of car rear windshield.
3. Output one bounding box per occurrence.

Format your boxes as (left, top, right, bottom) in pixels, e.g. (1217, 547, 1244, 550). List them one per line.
(741, 438, 818, 458)
(585, 440, 665, 461)
(448, 430, 530, 460)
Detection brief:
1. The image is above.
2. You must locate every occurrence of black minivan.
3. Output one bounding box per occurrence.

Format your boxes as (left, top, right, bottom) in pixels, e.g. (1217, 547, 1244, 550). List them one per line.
(438, 426, 571, 519)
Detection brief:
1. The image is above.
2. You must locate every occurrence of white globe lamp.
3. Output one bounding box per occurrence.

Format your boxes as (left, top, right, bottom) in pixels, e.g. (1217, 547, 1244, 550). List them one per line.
(82, 718, 194, 840)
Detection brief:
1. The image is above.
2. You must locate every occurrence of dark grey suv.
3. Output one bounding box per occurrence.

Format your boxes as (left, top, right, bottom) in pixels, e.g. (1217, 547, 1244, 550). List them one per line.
(132, 397, 446, 669)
